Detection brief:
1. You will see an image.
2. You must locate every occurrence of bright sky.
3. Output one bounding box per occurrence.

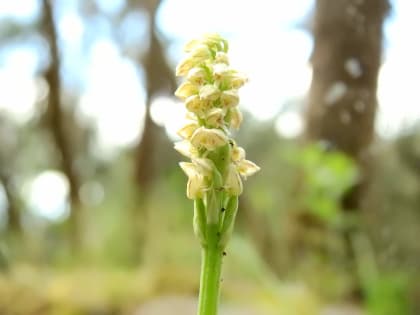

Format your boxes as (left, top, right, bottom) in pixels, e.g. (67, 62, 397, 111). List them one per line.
(0, 0, 419, 219)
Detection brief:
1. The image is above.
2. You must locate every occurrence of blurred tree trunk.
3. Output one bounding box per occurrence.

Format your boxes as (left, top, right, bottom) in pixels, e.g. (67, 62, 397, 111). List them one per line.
(305, 0, 389, 295)
(42, 0, 81, 249)
(0, 174, 21, 236)
(306, 0, 389, 163)
(130, 0, 176, 262)
(135, 0, 175, 192)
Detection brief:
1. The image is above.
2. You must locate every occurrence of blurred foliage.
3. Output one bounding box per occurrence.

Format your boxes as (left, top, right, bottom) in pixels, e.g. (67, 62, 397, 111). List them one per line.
(289, 143, 359, 224)
(0, 0, 419, 314)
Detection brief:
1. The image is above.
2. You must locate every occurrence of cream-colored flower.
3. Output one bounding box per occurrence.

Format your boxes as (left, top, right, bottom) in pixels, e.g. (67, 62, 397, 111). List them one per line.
(176, 57, 197, 77)
(237, 160, 260, 179)
(215, 52, 229, 64)
(212, 63, 230, 79)
(190, 127, 228, 150)
(174, 140, 197, 158)
(231, 146, 246, 162)
(192, 158, 214, 177)
(206, 108, 225, 128)
(189, 44, 211, 59)
(177, 123, 199, 139)
(185, 95, 209, 116)
(175, 81, 198, 100)
(184, 33, 223, 52)
(229, 71, 248, 89)
(220, 90, 239, 108)
(176, 47, 210, 77)
(230, 107, 243, 129)
(199, 84, 220, 102)
(224, 164, 243, 196)
(187, 67, 207, 85)
(179, 162, 206, 199)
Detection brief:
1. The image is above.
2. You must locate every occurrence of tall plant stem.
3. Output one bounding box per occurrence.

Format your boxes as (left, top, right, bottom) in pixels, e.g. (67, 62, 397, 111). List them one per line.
(197, 224, 223, 315)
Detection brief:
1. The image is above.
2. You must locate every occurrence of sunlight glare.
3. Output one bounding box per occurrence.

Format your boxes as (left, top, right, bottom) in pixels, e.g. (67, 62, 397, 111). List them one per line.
(25, 170, 70, 221)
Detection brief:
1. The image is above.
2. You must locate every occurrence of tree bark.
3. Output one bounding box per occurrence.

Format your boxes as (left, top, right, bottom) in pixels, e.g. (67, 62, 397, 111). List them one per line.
(0, 174, 22, 236)
(135, 0, 176, 192)
(305, 0, 389, 297)
(306, 0, 389, 212)
(42, 0, 81, 248)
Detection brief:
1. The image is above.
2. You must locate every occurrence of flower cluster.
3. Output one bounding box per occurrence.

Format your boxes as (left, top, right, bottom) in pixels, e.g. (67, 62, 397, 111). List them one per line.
(174, 33, 259, 201)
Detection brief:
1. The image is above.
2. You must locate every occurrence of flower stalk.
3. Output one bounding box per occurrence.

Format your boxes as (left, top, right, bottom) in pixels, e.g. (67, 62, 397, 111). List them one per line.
(174, 33, 260, 315)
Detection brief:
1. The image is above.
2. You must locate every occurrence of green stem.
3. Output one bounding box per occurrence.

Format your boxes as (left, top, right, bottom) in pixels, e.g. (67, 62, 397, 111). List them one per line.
(197, 224, 223, 315)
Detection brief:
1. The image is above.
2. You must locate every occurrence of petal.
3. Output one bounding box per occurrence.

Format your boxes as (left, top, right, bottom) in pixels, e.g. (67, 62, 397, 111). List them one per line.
(220, 90, 239, 108)
(231, 146, 246, 162)
(185, 95, 208, 115)
(215, 52, 229, 64)
(190, 127, 228, 151)
(176, 56, 196, 77)
(186, 175, 205, 199)
(175, 81, 198, 100)
(177, 123, 199, 139)
(225, 164, 243, 196)
(174, 140, 196, 158)
(213, 63, 230, 79)
(237, 160, 260, 179)
(179, 162, 198, 178)
(189, 44, 211, 59)
(230, 107, 243, 129)
(184, 33, 223, 52)
(206, 108, 225, 128)
(187, 67, 207, 85)
(230, 71, 248, 89)
(199, 84, 220, 101)
(192, 158, 214, 176)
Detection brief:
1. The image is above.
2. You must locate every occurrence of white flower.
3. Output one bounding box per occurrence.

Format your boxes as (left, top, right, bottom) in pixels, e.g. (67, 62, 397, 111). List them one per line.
(190, 127, 228, 150)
